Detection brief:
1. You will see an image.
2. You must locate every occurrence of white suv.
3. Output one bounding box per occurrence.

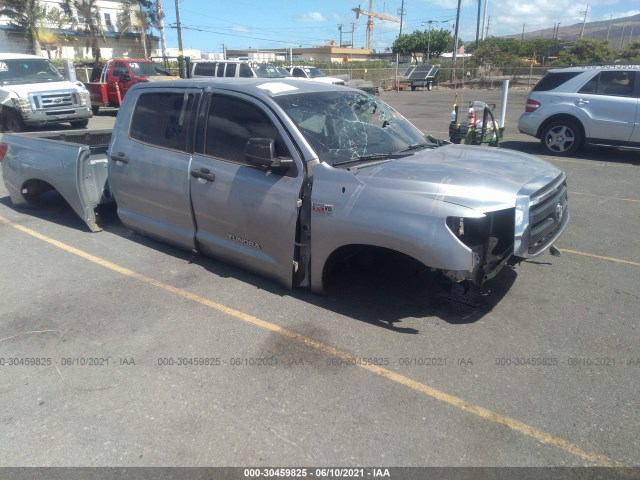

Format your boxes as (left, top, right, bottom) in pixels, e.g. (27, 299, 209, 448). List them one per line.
(288, 66, 345, 85)
(518, 65, 640, 155)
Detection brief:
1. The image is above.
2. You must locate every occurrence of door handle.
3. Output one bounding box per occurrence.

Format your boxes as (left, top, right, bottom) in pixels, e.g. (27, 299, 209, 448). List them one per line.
(576, 99, 589, 105)
(191, 167, 216, 182)
(110, 151, 129, 163)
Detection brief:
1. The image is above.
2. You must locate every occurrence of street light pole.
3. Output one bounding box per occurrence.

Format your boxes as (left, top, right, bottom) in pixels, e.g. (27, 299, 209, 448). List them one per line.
(424, 20, 433, 64)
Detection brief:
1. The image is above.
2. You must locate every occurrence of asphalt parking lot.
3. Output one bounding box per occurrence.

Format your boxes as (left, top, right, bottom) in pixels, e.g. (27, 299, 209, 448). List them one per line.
(0, 87, 639, 473)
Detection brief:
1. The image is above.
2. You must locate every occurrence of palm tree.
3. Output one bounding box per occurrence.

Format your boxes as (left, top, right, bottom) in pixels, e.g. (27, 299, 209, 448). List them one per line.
(118, 0, 152, 58)
(66, 0, 104, 67)
(36, 27, 59, 58)
(0, 0, 46, 55)
(156, 0, 167, 59)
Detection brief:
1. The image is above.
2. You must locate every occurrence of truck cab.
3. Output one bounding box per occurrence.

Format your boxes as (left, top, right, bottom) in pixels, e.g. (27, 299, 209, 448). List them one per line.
(0, 53, 92, 132)
(85, 59, 178, 113)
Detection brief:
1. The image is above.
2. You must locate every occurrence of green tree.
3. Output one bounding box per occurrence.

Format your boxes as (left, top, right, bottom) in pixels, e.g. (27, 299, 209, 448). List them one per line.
(620, 40, 640, 62)
(0, 0, 46, 54)
(65, 0, 105, 67)
(557, 38, 616, 65)
(392, 28, 454, 63)
(118, 0, 153, 58)
(36, 27, 59, 58)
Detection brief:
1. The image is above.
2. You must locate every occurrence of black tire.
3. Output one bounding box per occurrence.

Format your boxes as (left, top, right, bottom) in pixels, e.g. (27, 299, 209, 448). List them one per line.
(70, 119, 89, 129)
(540, 119, 583, 156)
(3, 109, 26, 132)
(411, 85, 417, 91)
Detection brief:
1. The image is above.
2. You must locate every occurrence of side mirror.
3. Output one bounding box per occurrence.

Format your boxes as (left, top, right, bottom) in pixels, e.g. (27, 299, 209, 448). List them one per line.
(245, 138, 295, 172)
(121, 72, 131, 81)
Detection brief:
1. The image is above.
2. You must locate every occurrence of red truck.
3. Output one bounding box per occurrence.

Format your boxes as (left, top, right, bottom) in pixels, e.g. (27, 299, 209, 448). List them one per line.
(84, 59, 178, 114)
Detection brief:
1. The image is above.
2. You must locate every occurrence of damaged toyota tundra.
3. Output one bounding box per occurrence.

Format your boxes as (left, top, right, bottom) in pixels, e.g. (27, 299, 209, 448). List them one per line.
(0, 78, 569, 292)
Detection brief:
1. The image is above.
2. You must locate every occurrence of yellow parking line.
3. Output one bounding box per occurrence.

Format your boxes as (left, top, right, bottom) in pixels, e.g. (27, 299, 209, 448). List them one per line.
(559, 248, 640, 267)
(0, 214, 629, 468)
(550, 158, 637, 168)
(570, 191, 640, 203)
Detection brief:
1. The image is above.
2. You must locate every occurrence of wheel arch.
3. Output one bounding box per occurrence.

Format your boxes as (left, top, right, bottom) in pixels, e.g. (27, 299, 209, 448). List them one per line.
(316, 243, 431, 293)
(536, 113, 586, 141)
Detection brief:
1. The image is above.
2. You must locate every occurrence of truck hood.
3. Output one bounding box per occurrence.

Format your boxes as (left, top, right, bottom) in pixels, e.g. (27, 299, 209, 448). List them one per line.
(144, 75, 180, 82)
(4, 81, 85, 97)
(349, 144, 563, 212)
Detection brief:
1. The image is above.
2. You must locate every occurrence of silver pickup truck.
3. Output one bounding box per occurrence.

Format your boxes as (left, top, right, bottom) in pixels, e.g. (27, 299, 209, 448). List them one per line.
(0, 78, 569, 292)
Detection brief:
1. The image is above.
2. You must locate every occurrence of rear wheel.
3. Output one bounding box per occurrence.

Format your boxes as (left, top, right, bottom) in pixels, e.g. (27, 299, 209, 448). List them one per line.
(70, 119, 89, 129)
(3, 109, 26, 132)
(540, 119, 583, 156)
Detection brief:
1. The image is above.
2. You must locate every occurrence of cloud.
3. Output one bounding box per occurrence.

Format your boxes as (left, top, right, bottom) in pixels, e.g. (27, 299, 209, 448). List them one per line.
(231, 25, 250, 33)
(607, 10, 640, 20)
(295, 12, 326, 22)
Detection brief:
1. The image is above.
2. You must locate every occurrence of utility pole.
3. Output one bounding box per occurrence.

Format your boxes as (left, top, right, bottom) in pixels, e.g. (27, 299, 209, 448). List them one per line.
(475, 0, 481, 46)
(338, 24, 343, 47)
(174, 0, 185, 78)
(485, 16, 491, 38)
(619, 24, 626, 51)
(481, 0, 489, 40)
(579, 3, 588, 39)
(453, 0, 462, 63)
(606, 15, 613, 41)
(521, 23, 525, 41)
(394, 0, 405, 92)
(157, 0, 167, 59)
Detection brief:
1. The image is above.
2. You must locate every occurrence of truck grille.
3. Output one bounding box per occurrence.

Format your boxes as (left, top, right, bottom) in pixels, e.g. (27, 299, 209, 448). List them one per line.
(30, 90, 79, 111)
(528, 177, 568, 255)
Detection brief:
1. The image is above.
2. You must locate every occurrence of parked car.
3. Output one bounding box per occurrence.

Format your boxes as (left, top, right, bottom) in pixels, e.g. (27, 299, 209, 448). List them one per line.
(85, 59, 178, 114)
(518, 65, 640, 155)
(288, 66, 346, 85)
(190, 60, 285, 79)
(0, 53, 91, 132)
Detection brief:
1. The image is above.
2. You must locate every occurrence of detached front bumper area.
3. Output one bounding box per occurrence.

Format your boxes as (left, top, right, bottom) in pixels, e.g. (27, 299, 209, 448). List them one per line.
(442, 173, 569, 288)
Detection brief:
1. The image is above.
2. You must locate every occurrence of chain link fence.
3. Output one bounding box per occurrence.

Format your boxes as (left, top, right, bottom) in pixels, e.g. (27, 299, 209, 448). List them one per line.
(323, 65, 552, 91)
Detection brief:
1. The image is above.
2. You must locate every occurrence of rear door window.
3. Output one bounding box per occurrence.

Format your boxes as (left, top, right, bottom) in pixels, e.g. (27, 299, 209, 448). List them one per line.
(193, 62, 215, 76)
(225, 63, 237, 77)
(532, 72, 582, 91)
(239, 63, 253, 77)
(130, 92, 196, 152)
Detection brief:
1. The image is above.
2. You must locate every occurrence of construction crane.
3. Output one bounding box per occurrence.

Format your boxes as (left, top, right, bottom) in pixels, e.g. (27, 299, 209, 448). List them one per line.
(352, 1, 401, 50)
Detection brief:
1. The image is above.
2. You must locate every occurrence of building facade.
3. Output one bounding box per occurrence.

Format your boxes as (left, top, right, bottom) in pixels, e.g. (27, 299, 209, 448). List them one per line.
(0, 0, 157, 60)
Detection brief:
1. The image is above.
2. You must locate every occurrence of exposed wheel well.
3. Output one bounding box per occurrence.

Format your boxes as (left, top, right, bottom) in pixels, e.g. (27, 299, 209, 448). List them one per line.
(20, 179, 57, 207)
(321, 244, 430, 290)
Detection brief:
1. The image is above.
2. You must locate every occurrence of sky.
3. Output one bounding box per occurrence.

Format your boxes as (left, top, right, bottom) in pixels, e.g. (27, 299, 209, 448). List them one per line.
(161, 0, 640, 53)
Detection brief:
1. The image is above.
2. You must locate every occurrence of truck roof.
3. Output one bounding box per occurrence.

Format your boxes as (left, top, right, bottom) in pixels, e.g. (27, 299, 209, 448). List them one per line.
(0, 53, 50, 60)
(129, 77, 359, 98)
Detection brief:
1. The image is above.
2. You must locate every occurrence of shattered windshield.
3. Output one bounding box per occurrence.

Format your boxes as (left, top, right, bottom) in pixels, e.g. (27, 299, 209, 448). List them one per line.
(0, 59, 64, 85)
(274, 90, 433, 166)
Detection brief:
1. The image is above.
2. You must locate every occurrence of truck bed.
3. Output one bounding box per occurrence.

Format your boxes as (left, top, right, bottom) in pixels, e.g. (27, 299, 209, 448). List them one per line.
(0, 129, 113, 231)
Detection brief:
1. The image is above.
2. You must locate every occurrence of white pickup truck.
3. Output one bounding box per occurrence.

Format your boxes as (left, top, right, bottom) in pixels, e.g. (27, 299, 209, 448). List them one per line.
(0, 79, 569, 292)
(0, 53, 92, 132)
